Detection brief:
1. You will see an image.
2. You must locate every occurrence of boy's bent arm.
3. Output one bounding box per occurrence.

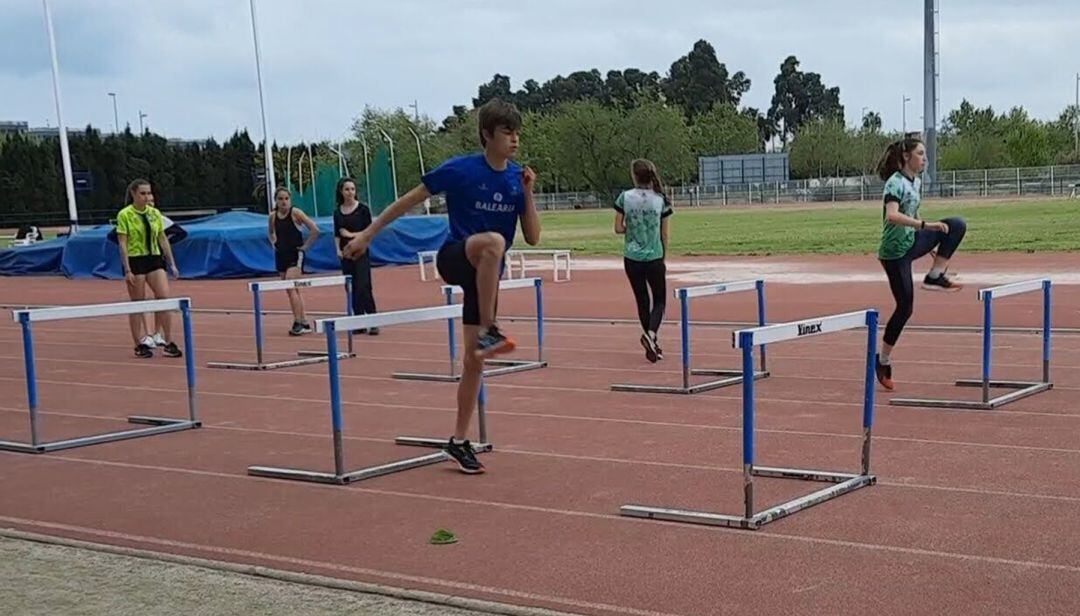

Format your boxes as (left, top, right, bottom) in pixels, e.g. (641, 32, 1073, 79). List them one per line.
(519, 171, 541, 245)
(342, 185, 431, 258)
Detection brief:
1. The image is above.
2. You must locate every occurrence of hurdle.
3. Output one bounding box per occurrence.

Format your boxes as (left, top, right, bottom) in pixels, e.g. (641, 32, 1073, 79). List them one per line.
(392, 277, 547, 382)
(0, 298, 201, 454)
(621, 309, 879, 530)
(247, 303, 493, 484)
(207, 275, 355, 370)
(891, 279, 1053, 410)
(611, 280, 769, 394)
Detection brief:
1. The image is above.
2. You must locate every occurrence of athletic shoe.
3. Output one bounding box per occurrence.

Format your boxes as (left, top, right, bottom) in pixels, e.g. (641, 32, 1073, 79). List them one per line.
(152, 332, 167, 347)
(640, 333, 658, 363)
(445, 438, 485, 474)
(922, 272, 963, 292)
(474, 325, 515, 359)
(161, 342, 183, 358)
(134, 343, 154, 359)
(368, 327, 380, 336)
(288, 321, 311, 336)
(651, 332, 664, 360)
(141, 335, 156, 348)
(875, 354, 894, 390)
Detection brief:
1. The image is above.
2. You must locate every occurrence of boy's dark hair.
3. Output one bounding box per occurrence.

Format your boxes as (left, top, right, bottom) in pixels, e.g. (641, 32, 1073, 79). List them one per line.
(876, 133, 923, 181)
(477, 98, 522, 147)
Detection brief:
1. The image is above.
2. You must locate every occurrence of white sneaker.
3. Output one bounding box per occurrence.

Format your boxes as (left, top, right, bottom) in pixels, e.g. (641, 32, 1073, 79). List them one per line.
(153, 333, 167, 347)
(141, 335, 156, 348)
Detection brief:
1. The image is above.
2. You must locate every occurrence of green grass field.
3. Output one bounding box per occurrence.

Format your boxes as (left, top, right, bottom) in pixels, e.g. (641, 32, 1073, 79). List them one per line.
(521, 198, 1080, 256)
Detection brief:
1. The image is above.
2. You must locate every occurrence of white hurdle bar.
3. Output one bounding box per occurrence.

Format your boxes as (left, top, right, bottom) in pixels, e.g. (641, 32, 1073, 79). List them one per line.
(621, 309, 879, 530)
(611, 280, 769, 395)
(392, 277, 547, 383)
(1, 298, 201, 454)
(891, 279, 1053, 410)
(247, 303, 494, 485)
(207, 275, 356, 371)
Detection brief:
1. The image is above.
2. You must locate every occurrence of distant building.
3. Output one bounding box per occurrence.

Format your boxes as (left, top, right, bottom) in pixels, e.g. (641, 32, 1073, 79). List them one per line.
(0, 121, 29, 136)
(698, 153, 790, 186)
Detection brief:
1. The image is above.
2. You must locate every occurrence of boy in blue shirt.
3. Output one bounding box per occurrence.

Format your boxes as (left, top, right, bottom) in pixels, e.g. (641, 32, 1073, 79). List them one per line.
(343, 98, 541, 474)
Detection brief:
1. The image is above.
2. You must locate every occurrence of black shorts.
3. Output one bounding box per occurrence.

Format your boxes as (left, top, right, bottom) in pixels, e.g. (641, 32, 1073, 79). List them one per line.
(275, 249, 305, 274)
(129, 255, 165, 276)
(436, 240, 497, 326)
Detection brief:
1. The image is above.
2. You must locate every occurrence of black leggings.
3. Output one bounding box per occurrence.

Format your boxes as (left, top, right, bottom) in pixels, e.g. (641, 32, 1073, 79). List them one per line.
(880, 216, 967, 346)
(624, 258, 667, 335)
(341, 255, 377, 316)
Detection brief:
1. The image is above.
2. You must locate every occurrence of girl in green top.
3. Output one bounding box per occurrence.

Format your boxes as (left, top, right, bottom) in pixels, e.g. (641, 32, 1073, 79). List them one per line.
(614, 159, 673, 363)
(116, 179, 182, 359)
(874, 135, 966, 390)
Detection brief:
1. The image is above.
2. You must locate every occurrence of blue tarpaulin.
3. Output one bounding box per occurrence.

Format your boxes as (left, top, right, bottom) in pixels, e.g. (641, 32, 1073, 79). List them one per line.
(0, 211, 448, 279)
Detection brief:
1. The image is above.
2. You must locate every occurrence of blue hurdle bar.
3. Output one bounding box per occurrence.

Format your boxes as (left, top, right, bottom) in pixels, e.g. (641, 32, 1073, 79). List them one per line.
(207, 275, 355, 371)
(392, 277, 548, 383)
(621, 309, 879, 530)
(611, 279, 769, 395)
(248, 303, 494, 485)
(891, 278, 1053, 410)
(1, 298, 202, 454)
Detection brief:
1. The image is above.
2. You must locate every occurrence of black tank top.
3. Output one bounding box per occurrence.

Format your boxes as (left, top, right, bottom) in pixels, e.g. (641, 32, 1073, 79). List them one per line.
(274, 209, 303, 251)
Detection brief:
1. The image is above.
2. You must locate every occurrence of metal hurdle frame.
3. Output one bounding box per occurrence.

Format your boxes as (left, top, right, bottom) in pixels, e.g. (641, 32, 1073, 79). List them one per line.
(0, 298, 201, 454)
(891, 279, 1053, 410)
(621, 309, 879, 530)
(392, 277, 547, 382)
(247, 304, 492, 484)
(207, 275, 355, 371)
(611, 280, 769, 394)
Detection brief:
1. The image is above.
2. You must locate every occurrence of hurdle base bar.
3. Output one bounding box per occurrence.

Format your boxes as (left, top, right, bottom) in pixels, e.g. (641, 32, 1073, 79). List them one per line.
(247, 450, 452, 485)
(610, 369, 769, 395)
(620, 467, 875, 530)
(0, 416, 200, 454)
(891, 380, 1053, 410)
(392, 359, 548, 383)
(207, 353, 355, 371)
(394, 437, 493, 452)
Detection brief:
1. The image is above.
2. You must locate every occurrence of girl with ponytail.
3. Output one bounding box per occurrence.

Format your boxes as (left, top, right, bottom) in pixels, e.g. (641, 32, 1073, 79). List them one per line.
(613, 159, 673, 363)
(874, 134, 967, 391)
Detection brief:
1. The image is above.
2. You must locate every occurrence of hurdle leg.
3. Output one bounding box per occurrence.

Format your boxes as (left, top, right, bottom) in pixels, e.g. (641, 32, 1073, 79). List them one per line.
(20, 314, 41, 449)
(981, 294, 992, 404)
(1043, 280, 1052, 383)
(680, 291, 691, 391)
(253, 284, 265, 366)
(740, 334, 755, 520)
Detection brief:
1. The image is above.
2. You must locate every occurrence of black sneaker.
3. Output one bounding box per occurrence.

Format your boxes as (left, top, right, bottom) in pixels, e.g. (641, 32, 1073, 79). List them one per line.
(875, 354, 894, 390)
(288, 321, 311, 336)
(134, 343, 153, 359)
(475, 325, 515, 359)
(162, 342, 183, 358)
(922, 272, 963, 292)
(445, 438, 485, 474)
(368, 327, 380, 336)
(651, 333, 664, 360)
(639, 333, 658, 363)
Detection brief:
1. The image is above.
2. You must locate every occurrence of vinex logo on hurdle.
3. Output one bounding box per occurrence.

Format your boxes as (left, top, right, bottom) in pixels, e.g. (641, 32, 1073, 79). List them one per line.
(797, 321, 823, 337)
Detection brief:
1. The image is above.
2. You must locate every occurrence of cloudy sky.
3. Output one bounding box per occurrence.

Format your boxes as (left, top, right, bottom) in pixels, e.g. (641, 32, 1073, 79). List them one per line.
(3, 0, 1077, 143)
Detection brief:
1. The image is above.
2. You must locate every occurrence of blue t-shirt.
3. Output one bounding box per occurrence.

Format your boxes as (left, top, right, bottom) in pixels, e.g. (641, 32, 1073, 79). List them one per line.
(421, 153, 524, 249)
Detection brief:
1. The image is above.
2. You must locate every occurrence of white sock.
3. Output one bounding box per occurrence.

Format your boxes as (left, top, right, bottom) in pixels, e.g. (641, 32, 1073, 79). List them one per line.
(879, 353, 891, 365)
(929, 266, 945, 278)
(451, 437, 466, 445)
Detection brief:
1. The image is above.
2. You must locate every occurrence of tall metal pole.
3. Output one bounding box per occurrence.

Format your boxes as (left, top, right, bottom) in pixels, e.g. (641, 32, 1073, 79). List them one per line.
(249, 0, 276, 213)
(924, 0, 939, 188)
(902, 95, 911, 133)
(1074, 72, 1079, 153)
(359, 132, 372, 205)
(138, 110, 147, 134)
(379, 129, 399, 200)
(42, 0, 79, 234)
(108, 92, 119, 134)
(407, 126, 430, 214)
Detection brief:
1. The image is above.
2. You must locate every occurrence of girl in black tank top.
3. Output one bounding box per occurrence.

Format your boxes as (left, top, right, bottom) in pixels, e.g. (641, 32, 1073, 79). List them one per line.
(333, 177, 378, 331)
(274, 207, 303, 251)
(268, 187, 320, 336)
